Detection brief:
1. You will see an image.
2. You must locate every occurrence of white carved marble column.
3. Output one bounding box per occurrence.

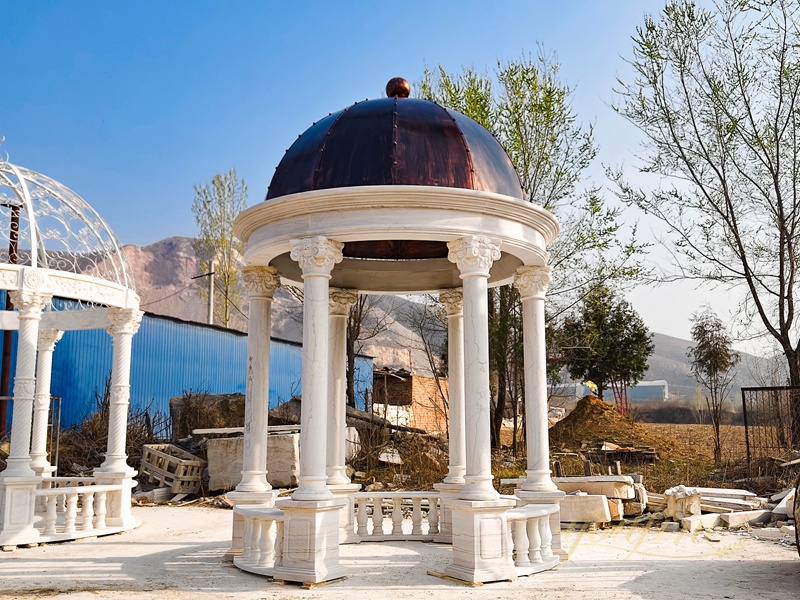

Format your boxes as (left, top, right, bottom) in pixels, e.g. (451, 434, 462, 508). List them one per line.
(447, 236, 501, 502)
(290, 236, 343, 501)
(0, 270, 51, 546)
(2, 276, 51, 479)
(439, 289, 465, 484)
(327, 288, 357, 486)
(30, 329, 64, 476)
(236, 266, 281, 493)
(515, 266, 558, 493)
(274, 237, 347, 585)
(99, 307, 143, 475)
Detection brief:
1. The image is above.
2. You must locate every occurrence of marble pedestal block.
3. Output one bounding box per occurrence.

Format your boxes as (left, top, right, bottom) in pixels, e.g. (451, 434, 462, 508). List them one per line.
(443, 497, 517, 584)
(433, 481, 464, 544)
(273, 497, 347, 585)
(0, 477, 40, 548)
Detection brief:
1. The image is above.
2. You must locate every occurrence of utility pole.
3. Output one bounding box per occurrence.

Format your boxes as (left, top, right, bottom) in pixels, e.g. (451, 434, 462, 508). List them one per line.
(191, 263, 216, 326)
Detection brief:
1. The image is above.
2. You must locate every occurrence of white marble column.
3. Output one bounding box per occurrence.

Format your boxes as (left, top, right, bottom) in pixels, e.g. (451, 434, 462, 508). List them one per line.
(440, 289, 465, 484)
(515, 266, 558, 492)
(447, 236, 501, 501)
(327, 288, 357, 485)
(290, 236, 343, 501)
(30, 329, 63, 475)
(99, 307, 143, 475)
(236, 266, 281, 493)
(2, 276, 51, 479)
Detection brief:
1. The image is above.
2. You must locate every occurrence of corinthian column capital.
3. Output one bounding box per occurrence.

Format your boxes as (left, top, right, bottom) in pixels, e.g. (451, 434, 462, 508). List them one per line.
(447, 236, 501, 277)
(106, 307, 143, 336)
(242, 266, 281, 298)
(514, 265, 552, 300)
(37, 329, 64, 352)
(289, 236, 344, 276)
(439, 288, 463, 315)
(329, 288, 358, 315)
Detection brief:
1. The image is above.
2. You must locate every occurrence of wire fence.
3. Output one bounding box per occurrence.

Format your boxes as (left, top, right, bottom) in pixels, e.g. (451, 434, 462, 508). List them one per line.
(741, 386, 800, 463)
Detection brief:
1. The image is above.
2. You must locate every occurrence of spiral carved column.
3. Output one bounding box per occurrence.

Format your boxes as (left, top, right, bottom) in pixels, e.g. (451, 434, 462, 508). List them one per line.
(99, 307, 143, 475)
(30, 329, 64, 475)
(2, 282, 51, 479)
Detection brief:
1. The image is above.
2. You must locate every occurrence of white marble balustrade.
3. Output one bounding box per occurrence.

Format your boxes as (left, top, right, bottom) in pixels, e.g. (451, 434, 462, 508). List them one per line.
(34, 479, 124, 539)
(354, 492, 440, 541)
(505, 502, 560, 576)
(233, 505, 285, 577)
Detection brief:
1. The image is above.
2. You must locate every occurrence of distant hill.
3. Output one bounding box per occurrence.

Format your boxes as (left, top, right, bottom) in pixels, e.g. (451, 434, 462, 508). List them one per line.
(645, 332, 773, 400)
(124, 236, 774, 395)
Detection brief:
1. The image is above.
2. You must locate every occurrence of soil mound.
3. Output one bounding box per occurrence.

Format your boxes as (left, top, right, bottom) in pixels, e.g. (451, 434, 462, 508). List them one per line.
(550, 395, 682, 455)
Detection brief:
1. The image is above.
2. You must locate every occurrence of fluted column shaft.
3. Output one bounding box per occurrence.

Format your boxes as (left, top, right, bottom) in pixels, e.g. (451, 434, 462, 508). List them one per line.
(327, 288, 357, 485)
(237, 266, 281, 493)
(515, 266, 558, 492)
(447, 236, 501, 501)
(290, 236, 343, 501)
(99, 307, 143, 474)
(2, 282, 50, 478)
(440, 289, 465, 484)
(30, 329, 63, 473)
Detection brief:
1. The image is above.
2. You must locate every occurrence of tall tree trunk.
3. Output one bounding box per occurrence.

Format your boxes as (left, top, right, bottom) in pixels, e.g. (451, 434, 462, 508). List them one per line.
(787, 348, 800, 449)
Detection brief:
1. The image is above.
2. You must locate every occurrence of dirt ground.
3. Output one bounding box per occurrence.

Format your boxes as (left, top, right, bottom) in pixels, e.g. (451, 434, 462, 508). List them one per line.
(0, 505, 797, 600)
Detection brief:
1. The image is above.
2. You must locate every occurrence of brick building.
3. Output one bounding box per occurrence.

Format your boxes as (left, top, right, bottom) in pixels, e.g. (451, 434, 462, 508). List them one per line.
(372, 368, 449, 434)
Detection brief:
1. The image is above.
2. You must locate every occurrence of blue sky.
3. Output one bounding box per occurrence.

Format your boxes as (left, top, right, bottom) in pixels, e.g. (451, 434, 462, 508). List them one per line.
(3, 1, 745, 346)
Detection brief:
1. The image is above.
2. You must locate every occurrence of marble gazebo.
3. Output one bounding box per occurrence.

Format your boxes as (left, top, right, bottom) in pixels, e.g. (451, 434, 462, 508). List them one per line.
(229, 78, 565, 584)
(0, 159, 142, 549)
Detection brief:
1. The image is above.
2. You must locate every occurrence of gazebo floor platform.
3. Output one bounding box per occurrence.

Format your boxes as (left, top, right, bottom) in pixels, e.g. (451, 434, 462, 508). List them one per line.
(0, 505, 796, 599)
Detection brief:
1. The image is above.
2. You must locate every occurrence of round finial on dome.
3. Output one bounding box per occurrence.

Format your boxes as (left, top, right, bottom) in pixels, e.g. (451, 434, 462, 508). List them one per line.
(386, 77, 411, 98)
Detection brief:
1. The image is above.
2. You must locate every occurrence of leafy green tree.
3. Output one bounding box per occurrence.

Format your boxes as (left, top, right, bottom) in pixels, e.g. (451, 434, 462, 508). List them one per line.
(688, 309, 740, 463)
(191, 167, 247, 328)
(419, 51, 645, 447)
(613, 0, 800, 439)
(560, 287, 654, 411)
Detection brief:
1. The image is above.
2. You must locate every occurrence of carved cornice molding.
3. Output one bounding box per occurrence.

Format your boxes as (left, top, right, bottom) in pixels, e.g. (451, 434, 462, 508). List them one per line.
(514, 265, 552, 300)
(329, 288, 358, 315)
(106, 307, 144, 336)
(439, 289, 463, 315)
(447, 236, 501, 277)
(242, 266, 281, 298)
(289, 236, 344, 276)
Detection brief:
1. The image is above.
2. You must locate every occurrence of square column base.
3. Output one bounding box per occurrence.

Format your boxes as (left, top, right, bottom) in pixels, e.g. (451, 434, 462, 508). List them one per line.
(273, 497, 347, 585)
(328, 483, 361, 544)
(0, 477, 41, 548)
(516, 489, 567, 558)
(443, 497, 518, 584)
(432, 482, 464, 544)
(226, 489, 279, 552)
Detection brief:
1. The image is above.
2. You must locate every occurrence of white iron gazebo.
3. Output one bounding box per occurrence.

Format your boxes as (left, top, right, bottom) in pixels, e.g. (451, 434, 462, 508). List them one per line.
(0, 159, 142, 550)
(229, 79, 565, 585)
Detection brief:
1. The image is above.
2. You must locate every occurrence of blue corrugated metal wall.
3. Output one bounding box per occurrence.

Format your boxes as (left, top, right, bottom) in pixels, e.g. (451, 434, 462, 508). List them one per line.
(1, 303, 373, 430)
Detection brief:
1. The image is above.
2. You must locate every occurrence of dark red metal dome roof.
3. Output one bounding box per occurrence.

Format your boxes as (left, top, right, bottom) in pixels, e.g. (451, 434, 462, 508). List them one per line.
(266, 95, 524, 200)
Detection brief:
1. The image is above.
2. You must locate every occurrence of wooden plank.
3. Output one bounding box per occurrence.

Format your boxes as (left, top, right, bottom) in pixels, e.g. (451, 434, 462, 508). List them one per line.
(427, 571, 485, 587)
